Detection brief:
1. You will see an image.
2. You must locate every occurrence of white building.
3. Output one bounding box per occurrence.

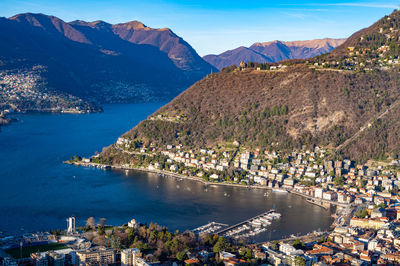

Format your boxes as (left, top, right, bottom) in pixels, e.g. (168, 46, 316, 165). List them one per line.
(121, 248, 141, 266)
(279, 243, 304, 256)
(66, 216, 76, 234)
(170, 165, 178, 171)
(128, 219, 138, 228)
(323, 191, 337, 201)
(209, 174, 219, 180)
(136, 257, 150, 266)
(314, 188, 324, 198)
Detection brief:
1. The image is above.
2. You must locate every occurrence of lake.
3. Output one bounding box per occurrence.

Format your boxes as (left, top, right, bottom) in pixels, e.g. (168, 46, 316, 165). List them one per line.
(0, 103, 333, 241)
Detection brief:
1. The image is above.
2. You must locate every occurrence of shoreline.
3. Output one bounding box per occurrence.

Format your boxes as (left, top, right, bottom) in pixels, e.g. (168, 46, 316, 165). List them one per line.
(0, 115, 16, 131)
(70, 161, 282, 190)
(67, 161, 350, 242)
(0, 108, 102, 132)
(6, 108, 102, 115)
(70, 161, 348, 209)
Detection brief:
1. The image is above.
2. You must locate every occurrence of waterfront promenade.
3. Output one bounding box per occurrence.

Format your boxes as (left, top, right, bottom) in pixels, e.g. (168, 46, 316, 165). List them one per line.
(71, 161, 350, 210)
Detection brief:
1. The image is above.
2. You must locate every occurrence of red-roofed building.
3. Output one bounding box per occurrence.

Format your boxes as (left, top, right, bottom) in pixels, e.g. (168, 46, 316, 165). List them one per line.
(223, 257, 247, 266)
(184, 258, 200, 265)
(305, 246, 334, 256)
(360, 251, 371, 262)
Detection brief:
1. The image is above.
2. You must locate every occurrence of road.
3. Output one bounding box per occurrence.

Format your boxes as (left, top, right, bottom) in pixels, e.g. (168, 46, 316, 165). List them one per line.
(336, 99, 400, 152)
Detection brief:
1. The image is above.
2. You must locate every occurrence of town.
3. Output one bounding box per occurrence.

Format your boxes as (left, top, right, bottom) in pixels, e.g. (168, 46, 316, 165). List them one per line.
(0, 215, 271, 266)
(63, 134, 400, 265)
(0, 66, 100, 116)
(4, 6, 400, 266)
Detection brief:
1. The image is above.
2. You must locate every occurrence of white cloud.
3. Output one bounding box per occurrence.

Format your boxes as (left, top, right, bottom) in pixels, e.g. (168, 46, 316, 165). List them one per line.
(328, 2, 398, 9)
(280, 2, 398, 9)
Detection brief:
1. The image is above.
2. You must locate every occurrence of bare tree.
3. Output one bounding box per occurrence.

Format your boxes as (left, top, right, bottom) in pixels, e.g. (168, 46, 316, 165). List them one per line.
(86, 217, 95, 230)
(99, 218, 107, 227)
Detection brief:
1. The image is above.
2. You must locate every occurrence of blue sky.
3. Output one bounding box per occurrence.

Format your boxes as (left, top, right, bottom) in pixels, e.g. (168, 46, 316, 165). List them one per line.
(1, 0, 399, 55)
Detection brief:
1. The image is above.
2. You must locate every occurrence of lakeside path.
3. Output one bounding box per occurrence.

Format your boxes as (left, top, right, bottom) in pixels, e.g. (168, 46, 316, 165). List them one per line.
(68, 161, 350, 208)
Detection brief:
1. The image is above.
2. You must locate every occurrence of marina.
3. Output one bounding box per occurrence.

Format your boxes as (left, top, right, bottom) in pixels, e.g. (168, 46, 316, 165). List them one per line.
(214, 210, 281, 241)
(192, 222, 229, 235)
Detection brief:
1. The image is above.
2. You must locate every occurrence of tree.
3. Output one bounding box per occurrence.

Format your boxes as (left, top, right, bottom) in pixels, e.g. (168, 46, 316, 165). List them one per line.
(271, 241, 280, 251)
(355, 208, 368, 218)
(99, 218, 107, 227)
(334, 175, 345, 186)
(175, 251, 186, 261)
(294, 256, 306, 266)
(213, 236, 228, 253)
(240, 248, 253, 260)
(110, 232, 122, 251)
(136, 241, 148, 252)
(69, 155, 82, 163)
(292, 239, 305, 250)
(86, 217, 95, 230)
(97, 226, 105, 235)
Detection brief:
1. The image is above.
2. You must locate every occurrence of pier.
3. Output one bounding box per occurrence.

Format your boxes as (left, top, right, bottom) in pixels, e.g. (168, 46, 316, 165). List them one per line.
(215, 210, 280, 240)
(192, 222, 229, 235)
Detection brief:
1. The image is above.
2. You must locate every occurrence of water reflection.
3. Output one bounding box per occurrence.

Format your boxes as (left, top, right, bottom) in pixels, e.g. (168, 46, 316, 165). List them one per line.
(114, 169, 333, 241)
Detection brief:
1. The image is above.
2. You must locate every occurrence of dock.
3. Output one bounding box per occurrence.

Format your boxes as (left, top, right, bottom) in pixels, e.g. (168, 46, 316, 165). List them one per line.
(215, 209, 281, 240)
(192, 222, 229, 235)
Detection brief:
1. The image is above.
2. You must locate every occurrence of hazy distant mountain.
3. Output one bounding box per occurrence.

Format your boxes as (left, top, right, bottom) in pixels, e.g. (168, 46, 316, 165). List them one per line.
(204, 38, 346, 70)
(0, 13, 216, 108)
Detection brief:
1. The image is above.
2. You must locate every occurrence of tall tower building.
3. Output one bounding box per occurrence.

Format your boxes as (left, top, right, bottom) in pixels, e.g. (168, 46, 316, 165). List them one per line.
(66, 216, 76, 234)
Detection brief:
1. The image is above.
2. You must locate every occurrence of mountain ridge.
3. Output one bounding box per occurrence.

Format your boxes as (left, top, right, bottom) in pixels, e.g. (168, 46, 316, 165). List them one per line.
(204, 38, 346, 70)
(0, 13, 217, 116)
(99, 10, 400, 163)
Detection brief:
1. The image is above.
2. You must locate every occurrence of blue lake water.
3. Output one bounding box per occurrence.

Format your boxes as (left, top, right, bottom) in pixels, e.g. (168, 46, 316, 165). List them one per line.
(0, 103, 333, 241)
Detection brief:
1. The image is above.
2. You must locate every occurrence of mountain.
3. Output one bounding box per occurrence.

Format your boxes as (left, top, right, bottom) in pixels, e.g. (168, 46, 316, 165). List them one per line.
(203, 38, 346, 70)
(111, 21, 215, 79)
(98, 10, 400, 163)
(0, 13, 216, 114)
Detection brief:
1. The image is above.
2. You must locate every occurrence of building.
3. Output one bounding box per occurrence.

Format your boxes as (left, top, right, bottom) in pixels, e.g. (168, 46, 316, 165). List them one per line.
(350, 217, 388, 230)
(2, 257, 18, 266)
(46, 251, 65, 266)
(76, 247, 115, 265)
(323, 191, 337, 201)
(170, 164, 179, 171)
(314, 188, 324, 199)
(283, 178, 295, 187)
(279, 243, 304, 256)
(121, 248, 141, 265)
(337, 193, 352, 204)
(66, 216, 76, 234)
(31, 252, 49, 266)
(128, 219, 138, 228)
(135, 257, 150, 266)
(371, 207, 386, 218)
(210, 174, 219, 180)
